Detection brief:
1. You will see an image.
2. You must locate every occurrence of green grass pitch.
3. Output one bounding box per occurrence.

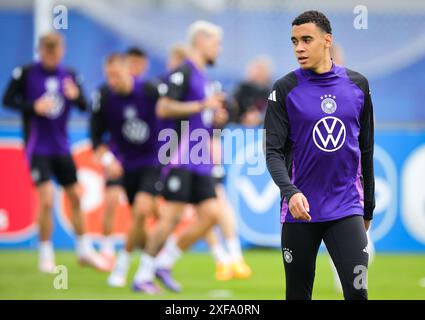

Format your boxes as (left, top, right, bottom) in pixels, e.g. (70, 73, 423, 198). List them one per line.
(0, 249, 424, 299)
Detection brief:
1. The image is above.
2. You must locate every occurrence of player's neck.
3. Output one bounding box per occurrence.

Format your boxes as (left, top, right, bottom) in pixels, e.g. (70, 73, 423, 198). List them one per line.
(188, 50, 206, 70)
(311, 58, 333, 74)
(40, 62, 59, 72)
(118, 77, 134, 95)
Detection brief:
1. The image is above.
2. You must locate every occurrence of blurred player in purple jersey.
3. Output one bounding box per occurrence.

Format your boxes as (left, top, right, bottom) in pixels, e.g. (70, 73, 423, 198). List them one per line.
(128, 21, 228, 294)
(265, 11, 375, 300)
(97, 48, 151, 263)
(89, 54, 165, 291)
(2, 32, 110, 273)
(166, 43, 252, 281)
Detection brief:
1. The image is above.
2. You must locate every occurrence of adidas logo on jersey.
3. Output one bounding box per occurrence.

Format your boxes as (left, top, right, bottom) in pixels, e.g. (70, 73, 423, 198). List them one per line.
(268, 90, 277, 102)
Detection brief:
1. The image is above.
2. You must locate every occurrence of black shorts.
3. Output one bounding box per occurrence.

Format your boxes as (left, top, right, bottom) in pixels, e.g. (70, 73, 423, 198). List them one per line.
(281, 215, 369, 300)
(123, 166, 161, 205)
(161, 168, 216, 204)
(106, 177, 124, 187)
(30, 154, 78, 187)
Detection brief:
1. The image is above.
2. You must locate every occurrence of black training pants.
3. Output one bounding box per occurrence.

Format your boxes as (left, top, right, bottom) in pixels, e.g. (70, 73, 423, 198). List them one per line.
(281, 215, 369, 300)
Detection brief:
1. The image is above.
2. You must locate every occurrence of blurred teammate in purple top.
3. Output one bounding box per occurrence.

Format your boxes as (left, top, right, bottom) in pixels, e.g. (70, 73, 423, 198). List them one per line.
(89, 54, 165, 291)
(97, 48, 150, 264)
(127, 21, 229, 294)
(2, 32, 110, 273)
(164, 43, 252, 282)
(265, 11, 375, 300)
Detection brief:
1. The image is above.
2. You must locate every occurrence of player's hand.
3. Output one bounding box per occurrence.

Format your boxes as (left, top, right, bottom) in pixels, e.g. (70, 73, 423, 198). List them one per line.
(364, 219, 371, 231)
(202, 92, 225, 110)
(105, 160, 123, 180)
(241, 107, 262, 127)
(288, 192, 312, 221)
(34, 96, 56, 116)
(63, 77, 80, 100)
(213, 107, 229, 127)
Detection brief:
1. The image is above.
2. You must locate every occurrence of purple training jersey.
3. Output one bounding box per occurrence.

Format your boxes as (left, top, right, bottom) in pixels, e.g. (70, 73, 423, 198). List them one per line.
(90, 79, 162, 171)
(265, 63, 375, 223)
(164, 59, 217, 176)
(3, 62, 87, 158)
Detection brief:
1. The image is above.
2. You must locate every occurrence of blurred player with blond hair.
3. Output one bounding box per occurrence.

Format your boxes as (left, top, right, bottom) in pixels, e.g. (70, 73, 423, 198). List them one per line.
(3, 32, 109, 273)
(165, 43, 252, 281)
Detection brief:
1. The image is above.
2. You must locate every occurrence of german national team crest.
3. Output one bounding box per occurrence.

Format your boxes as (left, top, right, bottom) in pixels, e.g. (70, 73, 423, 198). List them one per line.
(44, 77, 64, 119)
(122, 106, 150, 144)
(320, 94, 337, 114)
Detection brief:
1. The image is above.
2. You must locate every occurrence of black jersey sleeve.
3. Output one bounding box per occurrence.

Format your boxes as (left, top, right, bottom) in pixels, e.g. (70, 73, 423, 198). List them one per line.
(347, 69, 376, 220)
(358, 82, 376, 220)
(165, 64, 191, 101)
(89, 86, 109, 150)
(264, 72, 301, 203)
(66, 69, 88, 111)
(2, 65, 35, 112)
(142, 79, 168, 102)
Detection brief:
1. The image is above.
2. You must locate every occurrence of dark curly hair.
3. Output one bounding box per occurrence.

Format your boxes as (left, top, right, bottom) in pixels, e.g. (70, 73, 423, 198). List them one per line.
(292, 10, 332, 34)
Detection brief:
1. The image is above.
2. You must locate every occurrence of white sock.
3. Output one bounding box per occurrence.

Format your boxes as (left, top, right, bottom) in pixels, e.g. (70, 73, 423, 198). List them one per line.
(226, 237, 243, 262)
(155, 236, 182, 269)
(101, 235, 115, 256)
(210, 243, 231, 265)
(134, 253, 155, 283)
(113, 250, 131, 275)
(76, 235, 94, 257)
(39, 241, 55, 262)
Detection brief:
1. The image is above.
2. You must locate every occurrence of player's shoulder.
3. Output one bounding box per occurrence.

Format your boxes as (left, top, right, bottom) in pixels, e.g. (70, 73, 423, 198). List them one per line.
(63, 66, 85, 86)
(63, 66, 78, 76)
(98, 83, 110, 95)
(11, 63, 35, 80)
(273, 71, 298, 95)
(344, 67, 369, 91)
(140, 78, 164, 99)
(168, 62, 192, 86)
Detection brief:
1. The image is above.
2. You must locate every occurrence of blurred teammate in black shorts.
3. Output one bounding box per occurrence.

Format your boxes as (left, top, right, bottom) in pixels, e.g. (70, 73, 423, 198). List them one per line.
(90, 53, 165, 291)
(2, 32, 109, 273)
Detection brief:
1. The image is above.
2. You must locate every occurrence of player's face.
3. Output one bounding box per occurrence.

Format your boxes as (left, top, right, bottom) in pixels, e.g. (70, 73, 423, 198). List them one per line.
(291, 23, 332, 70)
(39, 40, 65, 70)
(127, 55, 148, 77)
(104, 60, 130, 92)
(202, 34, 222, 66)
(104, 63, 120, 90)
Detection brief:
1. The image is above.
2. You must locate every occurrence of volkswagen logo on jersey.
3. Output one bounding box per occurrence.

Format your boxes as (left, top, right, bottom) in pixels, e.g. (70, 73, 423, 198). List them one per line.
(44, 77, 64, 119)
(122, 106, 150, 144)
(320, 94, 337, 114)
(312, 116, 346, 152)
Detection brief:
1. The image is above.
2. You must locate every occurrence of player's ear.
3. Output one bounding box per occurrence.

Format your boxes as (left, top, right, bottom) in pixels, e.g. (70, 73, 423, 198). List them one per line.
(324, 33, 332, 49)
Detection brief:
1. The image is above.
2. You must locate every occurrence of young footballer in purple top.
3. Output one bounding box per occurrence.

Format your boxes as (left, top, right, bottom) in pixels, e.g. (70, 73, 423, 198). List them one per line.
(2, 32, 109, 273)
(265, 11, 375, 300)
(89, 54, 166, 290)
